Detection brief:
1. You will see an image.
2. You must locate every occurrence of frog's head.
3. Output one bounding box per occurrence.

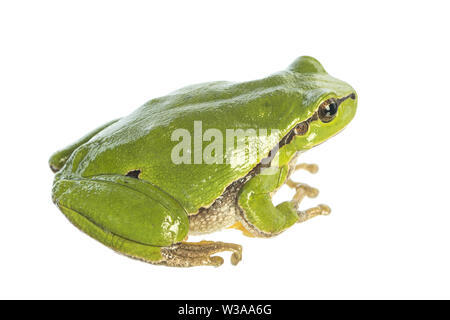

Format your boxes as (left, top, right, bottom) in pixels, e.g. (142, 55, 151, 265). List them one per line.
(282, 56, 357, 151)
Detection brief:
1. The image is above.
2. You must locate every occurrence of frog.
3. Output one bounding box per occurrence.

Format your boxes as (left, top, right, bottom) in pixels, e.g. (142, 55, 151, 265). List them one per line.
(49, 56, 357, 267)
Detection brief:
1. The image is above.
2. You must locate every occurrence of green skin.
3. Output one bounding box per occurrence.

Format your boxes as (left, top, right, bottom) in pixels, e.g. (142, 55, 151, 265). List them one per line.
(50, 56, 357, 265)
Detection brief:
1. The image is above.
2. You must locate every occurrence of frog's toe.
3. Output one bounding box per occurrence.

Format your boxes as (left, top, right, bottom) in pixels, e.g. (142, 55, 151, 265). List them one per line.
(287, 182, 320, 210)
(294, 163, 319, 174)
(160, 240, 242, 267)
(230, 250, 242, 266)
(210, 256, 225, 267)
(295, 183, 319, 198)
(298, 204, 331, 223)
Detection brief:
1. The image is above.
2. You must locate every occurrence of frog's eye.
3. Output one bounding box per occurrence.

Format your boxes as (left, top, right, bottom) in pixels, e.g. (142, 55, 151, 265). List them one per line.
(318, 98, 338, 123)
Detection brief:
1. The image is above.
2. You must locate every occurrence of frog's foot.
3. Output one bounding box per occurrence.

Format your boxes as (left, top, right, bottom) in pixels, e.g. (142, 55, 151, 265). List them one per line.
(286, 176, 331, 223)
(160, 240, 242, 267)
(286, 163, 319, 208)
(286, 162, 319, 205)
(289, 184, 331, 223)
(294, 163, 319, 174)
(286, 181, 319, 207)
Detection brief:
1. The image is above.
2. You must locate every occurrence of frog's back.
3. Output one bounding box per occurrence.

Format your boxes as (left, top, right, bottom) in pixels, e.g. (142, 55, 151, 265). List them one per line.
(63, 72, 314, 213)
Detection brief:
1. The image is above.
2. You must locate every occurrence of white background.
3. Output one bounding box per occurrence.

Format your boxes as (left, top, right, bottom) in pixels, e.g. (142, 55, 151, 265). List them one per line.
(1, 1, 449, 299)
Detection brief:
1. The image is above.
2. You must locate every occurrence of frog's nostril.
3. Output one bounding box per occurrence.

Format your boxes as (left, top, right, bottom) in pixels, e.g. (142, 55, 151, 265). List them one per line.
(337, 92, 356, 106)
(126, 169, 141, 179)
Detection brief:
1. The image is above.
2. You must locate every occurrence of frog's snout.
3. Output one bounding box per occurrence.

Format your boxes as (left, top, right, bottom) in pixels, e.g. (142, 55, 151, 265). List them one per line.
(49, 163, 59, 173)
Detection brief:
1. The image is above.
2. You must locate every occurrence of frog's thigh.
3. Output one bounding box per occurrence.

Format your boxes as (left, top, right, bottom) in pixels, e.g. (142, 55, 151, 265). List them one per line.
(58, 204, 165, 263)
(49, 119, 120, 172)
(53, 175, 189, 264)
(53, 175, 241, 267)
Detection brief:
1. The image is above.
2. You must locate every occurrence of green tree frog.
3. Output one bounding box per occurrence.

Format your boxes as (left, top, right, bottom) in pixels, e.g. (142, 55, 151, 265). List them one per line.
(49, 56, 357, 267)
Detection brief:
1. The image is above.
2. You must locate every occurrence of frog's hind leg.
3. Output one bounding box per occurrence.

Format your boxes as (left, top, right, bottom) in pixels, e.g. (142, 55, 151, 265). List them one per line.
(160, 241, 242, 267)
(49, 119, 120, 172)
(53, 174, 241, 267)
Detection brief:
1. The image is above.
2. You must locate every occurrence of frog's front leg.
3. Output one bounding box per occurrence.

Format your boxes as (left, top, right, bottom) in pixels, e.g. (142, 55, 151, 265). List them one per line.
(236, 164, 330, 237)
(52, 174, 241, 267)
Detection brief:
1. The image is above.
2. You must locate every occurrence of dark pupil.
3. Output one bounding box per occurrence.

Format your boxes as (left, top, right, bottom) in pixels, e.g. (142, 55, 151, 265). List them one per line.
(327, 101, 338, 116)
